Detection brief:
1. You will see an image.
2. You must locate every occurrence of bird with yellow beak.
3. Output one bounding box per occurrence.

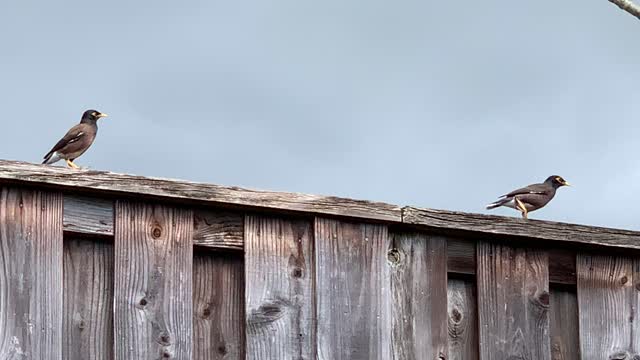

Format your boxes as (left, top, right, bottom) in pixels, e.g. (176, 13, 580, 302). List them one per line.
(486, 175, 571, 219)
(42, 109, 108, 169)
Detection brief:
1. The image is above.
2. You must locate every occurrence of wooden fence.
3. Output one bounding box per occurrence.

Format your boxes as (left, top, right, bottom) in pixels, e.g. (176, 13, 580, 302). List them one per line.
(0, 159, 639, 359)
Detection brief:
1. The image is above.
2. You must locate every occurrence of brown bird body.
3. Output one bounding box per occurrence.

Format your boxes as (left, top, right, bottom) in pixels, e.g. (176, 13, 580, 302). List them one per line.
(486, 175, 571, 219)
(42, 109, 107, 168)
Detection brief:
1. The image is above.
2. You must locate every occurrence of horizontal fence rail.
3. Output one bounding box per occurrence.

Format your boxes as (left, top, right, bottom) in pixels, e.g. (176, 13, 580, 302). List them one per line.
(0, 159, 638, 359)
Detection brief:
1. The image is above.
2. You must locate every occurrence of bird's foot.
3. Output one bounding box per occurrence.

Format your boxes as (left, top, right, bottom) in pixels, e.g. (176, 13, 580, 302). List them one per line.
(515, 198, 529, 219)
(66, 160, 80, 169)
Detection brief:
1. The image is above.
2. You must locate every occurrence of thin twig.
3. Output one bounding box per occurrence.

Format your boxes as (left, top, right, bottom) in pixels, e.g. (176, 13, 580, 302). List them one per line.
(609, 0, 640, 19)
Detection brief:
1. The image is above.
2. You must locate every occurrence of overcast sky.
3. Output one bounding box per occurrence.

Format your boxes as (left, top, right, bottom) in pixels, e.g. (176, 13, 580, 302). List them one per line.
(1, 0, 638, 230)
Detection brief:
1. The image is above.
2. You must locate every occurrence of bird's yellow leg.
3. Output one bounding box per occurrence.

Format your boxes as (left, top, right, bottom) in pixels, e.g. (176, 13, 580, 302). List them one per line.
(66, 160, 79, 169)
(515, 197, 528, 219)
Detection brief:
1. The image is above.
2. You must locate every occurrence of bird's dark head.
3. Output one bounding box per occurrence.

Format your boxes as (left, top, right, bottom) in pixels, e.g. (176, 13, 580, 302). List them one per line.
(545, 175, 571, 188)
(81, 109, 108, 124)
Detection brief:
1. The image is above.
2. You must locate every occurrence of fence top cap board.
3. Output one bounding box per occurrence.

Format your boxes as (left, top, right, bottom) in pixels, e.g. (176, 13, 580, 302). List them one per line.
(1, 159, 639, 251)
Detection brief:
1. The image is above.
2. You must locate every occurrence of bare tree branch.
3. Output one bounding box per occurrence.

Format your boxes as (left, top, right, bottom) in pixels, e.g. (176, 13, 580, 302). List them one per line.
(609, 0, 640, 19)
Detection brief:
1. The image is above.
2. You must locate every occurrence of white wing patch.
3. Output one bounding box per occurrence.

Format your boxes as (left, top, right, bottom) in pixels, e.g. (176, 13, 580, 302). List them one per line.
(68, 132, 84, 143)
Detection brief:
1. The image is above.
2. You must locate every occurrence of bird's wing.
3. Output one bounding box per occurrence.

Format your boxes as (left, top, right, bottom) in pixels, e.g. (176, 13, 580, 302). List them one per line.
(501, 183, 549, 198)
(43, 124, 87, 158)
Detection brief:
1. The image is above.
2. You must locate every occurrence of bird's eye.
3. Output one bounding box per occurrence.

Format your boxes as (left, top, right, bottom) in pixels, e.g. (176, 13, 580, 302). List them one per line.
(556, 177, 562, 182)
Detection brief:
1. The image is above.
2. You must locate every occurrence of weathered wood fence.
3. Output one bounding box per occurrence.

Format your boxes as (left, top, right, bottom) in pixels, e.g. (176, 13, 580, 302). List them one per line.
(0, 159, 638, 359)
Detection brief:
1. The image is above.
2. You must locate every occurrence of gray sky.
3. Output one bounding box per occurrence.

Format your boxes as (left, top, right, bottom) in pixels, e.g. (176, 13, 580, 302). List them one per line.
(1, 0, 639, 230)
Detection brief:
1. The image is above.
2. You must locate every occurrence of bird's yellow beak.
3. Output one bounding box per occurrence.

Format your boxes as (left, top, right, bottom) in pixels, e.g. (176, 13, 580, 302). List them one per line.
(563, 181, 571, 186)
(97, 113, 108, 118)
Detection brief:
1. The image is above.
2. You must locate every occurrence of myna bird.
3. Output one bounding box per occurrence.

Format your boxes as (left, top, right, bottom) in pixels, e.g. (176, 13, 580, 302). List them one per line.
(42, 109, 107, 168)
(486, 175, 571, 219)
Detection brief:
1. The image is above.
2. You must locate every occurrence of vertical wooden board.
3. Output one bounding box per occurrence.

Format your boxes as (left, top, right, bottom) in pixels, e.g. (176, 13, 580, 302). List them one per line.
(315, 218, 391, 360)
(476, 242, 551, 360)
(448, 279, 479, 360)
(549, 286, 579, 360)
(63, 238, 114, 360)
(0, 188, 63, 359)
(244, 215, 314, 359)
(390, 232, 447, 360)
(193, 254, 245, 360)
(577, 254, 637, 359)
(114, 201, 193, 360)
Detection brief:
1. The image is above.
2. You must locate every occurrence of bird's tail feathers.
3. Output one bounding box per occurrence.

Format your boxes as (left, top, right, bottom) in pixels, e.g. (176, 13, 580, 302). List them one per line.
(42, 152, 61, 165)
(486, 197, 510, 210)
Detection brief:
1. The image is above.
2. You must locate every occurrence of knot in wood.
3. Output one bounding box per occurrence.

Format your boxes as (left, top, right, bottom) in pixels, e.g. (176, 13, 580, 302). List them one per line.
(537, 291, 550, 307)
(248, 297, 290, 325)
(438, 352, 446, 360)
(451, 308, 462, 323)
(202, 307, 211, 318)
(610, 351, 630, 360)
(217, 345, 227, 355)
(621, 276, 629, 285)
(291, 267, 303, 278)
(386, 248, 402, 266)
(138, 298, 148, 308)
(158, 333, 171, 346)
(152, 226, 162, 239)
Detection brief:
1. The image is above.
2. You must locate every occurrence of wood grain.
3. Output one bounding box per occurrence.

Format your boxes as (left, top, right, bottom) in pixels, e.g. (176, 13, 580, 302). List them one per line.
(577, 254, 639, 359)
(114, 201, 194, 360)
(447, 279, 479, 360)
(446, 237, 576, 285)
(244, 215, 315, 359)
(63, 238, 114, 360)
(548, 249, 577, 285)
(63, 195, 113, 236)
(390, 232, 447, 359)
(63, 196, 245, 250)
(58, 194, 640, 268)
(0, 160, 401, 222)
(193, 209, 243, 250)
(549, 286, 579, 360)
(193, 254, 244, 360)
(404, 206, 640, 251)
(59, 198, 576, 285)
(476, 242, 551, 360)
(315, 218, 391, 360)
(0, 188, 64, 359)
(447, 238, 475, 275)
